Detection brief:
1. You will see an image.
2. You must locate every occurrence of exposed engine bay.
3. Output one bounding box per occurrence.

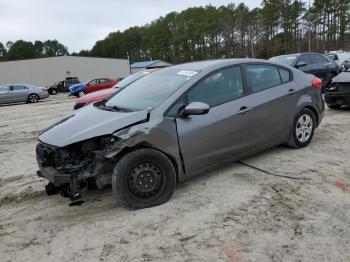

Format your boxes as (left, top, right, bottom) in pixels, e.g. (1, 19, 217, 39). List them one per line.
(36, 135, 119, 200)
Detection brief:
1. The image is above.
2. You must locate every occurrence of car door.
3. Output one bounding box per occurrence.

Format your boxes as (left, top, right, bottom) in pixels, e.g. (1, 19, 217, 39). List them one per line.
(85, 79, 99, 93)
(0, 86, 11, 103)
(11, 85, 30, 102)
(295, 54, 313, 74)
(98, 79, 112, 90)
(174, 65, 264, 174)
(309, 54, 330, 82)
(242, 63, 296, 146)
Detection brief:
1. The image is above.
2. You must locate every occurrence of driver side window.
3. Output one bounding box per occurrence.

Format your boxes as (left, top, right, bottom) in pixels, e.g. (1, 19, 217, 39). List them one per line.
(187, 66, 244, 107)
(88, 79, 99, 85)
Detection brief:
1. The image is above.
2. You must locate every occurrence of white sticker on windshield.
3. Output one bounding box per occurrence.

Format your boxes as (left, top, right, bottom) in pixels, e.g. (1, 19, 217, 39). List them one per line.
(177, 70, 198, 77)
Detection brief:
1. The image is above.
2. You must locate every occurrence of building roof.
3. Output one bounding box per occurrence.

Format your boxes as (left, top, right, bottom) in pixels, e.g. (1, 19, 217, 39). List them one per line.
(130, 60, 161, 68)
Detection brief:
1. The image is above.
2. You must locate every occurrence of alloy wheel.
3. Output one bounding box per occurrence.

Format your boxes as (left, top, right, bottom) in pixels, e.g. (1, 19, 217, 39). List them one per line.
(29, 94, 39, 103)
(296, 114, 313, 143)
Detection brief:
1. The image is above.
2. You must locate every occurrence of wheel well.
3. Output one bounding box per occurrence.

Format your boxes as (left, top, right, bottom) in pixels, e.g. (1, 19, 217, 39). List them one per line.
(113, 143, 180, 182)
(304, 106, 319, 126)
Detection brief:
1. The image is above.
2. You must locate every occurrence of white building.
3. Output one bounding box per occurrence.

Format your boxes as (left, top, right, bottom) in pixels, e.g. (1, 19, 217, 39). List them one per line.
(0, 56, 130, 86)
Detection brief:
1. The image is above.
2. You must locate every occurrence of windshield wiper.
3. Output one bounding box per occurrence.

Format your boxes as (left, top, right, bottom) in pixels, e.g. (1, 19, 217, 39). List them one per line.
(110, 105, 133, 112)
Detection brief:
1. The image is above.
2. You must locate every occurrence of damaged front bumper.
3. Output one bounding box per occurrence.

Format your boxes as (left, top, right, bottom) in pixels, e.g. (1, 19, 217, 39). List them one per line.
(36, 139, 117, 200)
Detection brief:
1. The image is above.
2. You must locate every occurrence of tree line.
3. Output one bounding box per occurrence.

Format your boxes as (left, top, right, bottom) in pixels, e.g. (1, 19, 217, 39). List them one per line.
(0, 40, 68, 61)
(1, 0, 350, 63)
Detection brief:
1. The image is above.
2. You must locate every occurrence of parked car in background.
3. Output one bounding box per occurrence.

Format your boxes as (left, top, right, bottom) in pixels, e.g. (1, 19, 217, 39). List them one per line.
(69, 78, 117, 96)
(341, 59, 350, 72)
(325, 72, 350, 109)
(0, 84, 49, 104)
(47, 77, 80, 95)
(269, 52, 339, 86)
(73, 69, 159, 110)
(36, 59, 324, 209)
(327, 51, 350, 66)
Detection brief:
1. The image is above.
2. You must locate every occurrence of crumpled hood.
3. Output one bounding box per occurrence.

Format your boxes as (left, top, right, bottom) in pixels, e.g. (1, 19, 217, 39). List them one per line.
(39, 105, 149, 147)
(69, 83, 86, 93)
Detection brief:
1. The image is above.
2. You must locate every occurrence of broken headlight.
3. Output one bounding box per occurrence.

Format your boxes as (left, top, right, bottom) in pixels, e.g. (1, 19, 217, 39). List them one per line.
(98, 135, 120, 150)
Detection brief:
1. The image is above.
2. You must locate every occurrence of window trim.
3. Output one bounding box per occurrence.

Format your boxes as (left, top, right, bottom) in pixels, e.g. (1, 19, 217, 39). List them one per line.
(242, 62, 294, 95)
(164, 64, 248, 117)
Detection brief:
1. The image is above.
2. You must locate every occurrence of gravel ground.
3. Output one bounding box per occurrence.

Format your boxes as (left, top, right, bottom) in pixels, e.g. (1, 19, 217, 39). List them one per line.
(0, 94, 349, 262)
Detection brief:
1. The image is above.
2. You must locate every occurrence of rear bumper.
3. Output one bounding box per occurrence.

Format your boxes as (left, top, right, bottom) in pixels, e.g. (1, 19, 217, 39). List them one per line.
(325, 92, 350, 105)
(40, 93, 49, 99)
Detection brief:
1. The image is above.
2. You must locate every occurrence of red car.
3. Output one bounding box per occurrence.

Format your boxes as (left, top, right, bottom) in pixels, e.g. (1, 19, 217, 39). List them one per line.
(84, 78, 117, 94)
(73, 69, 158, 110)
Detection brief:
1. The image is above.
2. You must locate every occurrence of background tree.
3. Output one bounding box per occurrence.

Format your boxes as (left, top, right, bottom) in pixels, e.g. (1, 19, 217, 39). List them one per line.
(6, 40, 36, 60)
(0, 42, 7, 60)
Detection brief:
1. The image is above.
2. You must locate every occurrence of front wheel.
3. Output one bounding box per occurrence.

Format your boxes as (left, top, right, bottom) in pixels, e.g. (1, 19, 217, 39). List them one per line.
(112, 148, 176, 209)
(28, 94, 40, 103)
(78, 90, 85, 97)
(288, 108, 316, 149)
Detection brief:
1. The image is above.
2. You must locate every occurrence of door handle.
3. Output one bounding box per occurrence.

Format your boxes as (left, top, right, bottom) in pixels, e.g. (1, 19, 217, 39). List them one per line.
(288, 89, 296, 95)
(238, 106, 250, 115)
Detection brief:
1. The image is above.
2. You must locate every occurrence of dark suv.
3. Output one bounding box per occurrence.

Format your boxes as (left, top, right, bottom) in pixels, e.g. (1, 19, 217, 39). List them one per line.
(270, 52, 339, 86)
(47, 77, 80, 95)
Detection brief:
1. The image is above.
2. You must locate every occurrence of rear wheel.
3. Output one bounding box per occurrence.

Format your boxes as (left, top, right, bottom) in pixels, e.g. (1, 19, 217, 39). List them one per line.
(288, 108, 316, 148)
(112, 148, 176, 209)
(50, 89, 57, 95)
(28, 94, 39, 103)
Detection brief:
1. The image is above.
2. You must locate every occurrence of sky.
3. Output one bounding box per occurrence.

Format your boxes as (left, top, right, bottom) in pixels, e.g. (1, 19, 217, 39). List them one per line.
(0, 0, 261, 53)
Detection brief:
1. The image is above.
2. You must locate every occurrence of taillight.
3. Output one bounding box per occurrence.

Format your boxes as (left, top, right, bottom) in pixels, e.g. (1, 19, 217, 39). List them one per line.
(312, 78, 323, 89)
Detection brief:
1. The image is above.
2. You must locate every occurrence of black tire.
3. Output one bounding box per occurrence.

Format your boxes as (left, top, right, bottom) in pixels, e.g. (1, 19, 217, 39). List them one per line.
(50, 89, 57, 95)
(112, 148, 176, 209)
(78, 90, 85, 97)
(288, 108, 316, 149)
(45, 183, 59, 196)
(328, 104, 341, 110)
(28, 94, 40, 103)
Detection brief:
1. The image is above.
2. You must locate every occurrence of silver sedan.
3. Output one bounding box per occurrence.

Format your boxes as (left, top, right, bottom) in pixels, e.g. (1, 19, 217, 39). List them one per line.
(0, 84, 49, 104)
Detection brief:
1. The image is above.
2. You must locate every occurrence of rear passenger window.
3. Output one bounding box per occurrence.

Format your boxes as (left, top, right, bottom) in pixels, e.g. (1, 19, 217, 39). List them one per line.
(279, 68, 291, 83)
(246, 64, 282, 93)
(310, 54, 328, 64)
(187, 66, 244, 107)
(297, 55, 312, 65)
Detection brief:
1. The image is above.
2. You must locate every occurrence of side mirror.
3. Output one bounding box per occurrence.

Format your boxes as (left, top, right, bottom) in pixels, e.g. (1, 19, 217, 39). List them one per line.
(180, 102, 210, 117)
(295, 61, 307, 68)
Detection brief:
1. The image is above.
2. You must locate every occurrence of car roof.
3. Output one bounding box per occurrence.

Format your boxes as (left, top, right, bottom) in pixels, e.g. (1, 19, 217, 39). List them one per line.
(169, 58, 270, 71)
(272, 52, 326, 57)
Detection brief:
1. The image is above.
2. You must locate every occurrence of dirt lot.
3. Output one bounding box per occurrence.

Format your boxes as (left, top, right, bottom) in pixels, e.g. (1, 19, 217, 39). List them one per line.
(0, 94, 349, 262)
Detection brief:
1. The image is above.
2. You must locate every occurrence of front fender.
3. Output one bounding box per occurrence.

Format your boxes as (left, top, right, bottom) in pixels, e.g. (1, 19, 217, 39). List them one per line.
(105, 118, 185, 181)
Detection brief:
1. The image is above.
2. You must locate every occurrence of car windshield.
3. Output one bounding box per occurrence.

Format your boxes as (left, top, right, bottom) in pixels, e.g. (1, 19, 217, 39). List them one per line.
(105, 69, 197, 111)
(115, 71, 152, 89)
(270, 55, 297, 66)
